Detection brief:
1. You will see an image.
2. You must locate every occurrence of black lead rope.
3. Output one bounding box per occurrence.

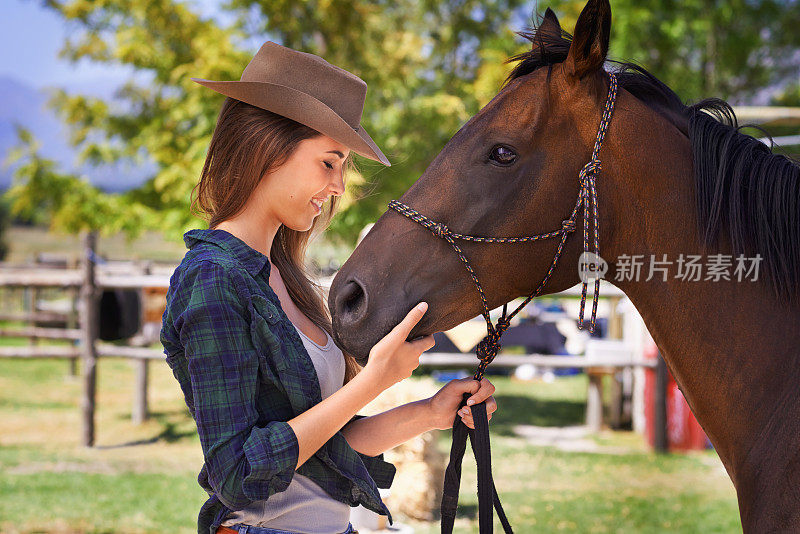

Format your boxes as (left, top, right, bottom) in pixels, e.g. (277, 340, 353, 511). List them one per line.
(389, 73, 620, 533)
(441, 393, 513, 534)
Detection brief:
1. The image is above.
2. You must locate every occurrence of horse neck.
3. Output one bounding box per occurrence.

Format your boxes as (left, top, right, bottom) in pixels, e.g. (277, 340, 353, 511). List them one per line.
(599, 90, 800, 529)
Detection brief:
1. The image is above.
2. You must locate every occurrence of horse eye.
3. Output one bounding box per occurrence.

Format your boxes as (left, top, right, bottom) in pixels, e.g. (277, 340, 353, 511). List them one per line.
(489, 145, 517, 166)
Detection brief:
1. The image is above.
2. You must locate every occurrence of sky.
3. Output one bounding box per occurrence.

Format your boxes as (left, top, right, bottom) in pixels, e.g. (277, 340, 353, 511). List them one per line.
(0, 0, 793, 111)
(0, 0, 237, 192)
(0, 0, 230, 90)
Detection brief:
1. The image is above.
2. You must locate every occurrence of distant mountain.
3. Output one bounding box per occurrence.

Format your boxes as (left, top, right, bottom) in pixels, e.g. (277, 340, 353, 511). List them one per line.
(0, 75, 155, 193)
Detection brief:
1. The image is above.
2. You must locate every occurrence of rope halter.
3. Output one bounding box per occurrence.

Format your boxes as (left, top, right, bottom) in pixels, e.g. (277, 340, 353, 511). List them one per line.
(388, 72, 619, 380)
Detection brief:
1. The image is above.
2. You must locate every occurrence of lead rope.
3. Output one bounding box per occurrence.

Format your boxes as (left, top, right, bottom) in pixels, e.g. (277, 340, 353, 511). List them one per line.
(389, 73, 618, 533)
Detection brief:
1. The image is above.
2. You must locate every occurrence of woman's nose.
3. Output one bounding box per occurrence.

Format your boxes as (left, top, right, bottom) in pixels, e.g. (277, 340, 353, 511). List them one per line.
(330, 170, 345, 196)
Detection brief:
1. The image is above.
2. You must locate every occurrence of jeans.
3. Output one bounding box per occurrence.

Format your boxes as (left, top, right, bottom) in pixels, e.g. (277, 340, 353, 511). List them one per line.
(227, 523, 356, 534)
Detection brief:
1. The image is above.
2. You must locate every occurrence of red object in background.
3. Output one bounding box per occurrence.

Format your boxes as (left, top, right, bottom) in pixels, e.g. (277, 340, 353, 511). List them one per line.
(643, 340, 709, 451)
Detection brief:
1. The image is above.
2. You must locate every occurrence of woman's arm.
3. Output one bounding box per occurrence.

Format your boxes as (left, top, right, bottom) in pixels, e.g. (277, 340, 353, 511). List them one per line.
(339, 399, 433, 457)
(340, 377, 498, 457)
(177, 261, 300, 510)
(283, 365, 387, 466)
(286, 303, 433, 468)
(177, 261, 431, 508)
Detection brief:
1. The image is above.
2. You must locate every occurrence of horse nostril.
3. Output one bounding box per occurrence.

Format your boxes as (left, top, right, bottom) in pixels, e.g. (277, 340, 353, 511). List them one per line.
(336, 279, 368, 324)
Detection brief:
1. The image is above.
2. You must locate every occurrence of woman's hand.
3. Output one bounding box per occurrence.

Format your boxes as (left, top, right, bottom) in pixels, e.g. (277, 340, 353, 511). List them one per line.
(426, 377, 497, 430)
(363, 302, 436, 391)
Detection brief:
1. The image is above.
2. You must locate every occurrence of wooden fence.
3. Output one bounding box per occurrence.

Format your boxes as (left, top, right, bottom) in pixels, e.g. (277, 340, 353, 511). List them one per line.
(1, 231, 663, 447)
(0, 231, 171, 446)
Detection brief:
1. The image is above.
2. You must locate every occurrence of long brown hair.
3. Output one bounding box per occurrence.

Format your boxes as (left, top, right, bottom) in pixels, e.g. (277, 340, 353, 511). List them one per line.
(190, 97, 362, 383)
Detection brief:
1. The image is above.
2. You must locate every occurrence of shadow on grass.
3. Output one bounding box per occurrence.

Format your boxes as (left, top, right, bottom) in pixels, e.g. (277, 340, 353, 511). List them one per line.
(150, 415, 196, 443)
(453, 503, 477, 519)
(101, 409, 196, 448)
(490, 394, 585, 435)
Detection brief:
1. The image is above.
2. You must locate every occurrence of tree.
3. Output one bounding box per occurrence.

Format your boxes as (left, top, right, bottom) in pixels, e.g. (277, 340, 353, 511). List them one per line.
(610, 0, 800, 103)
(4, 125, 155, 238)
(6, 0, 251, 241)
(201, 0, 535, 238)
(6, 0, 800, 245)
(7, 0, 530, 244)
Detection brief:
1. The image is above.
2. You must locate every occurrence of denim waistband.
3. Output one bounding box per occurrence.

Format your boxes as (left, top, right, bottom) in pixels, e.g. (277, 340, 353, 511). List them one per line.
(229, 522, 355, 534)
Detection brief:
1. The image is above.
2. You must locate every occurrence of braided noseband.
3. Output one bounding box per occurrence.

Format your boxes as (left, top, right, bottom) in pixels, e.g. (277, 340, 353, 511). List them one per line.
(389, 72, 619, 380)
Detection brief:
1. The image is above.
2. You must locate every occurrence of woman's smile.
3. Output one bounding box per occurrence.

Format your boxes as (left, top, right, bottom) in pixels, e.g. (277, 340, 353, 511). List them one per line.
(310, 195, 327, 214)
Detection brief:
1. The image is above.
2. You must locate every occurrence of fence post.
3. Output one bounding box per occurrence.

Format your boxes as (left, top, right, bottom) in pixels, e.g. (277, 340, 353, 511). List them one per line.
(132, 261, 151, 424)
(654, 351, 669, 453)
(25, 280, 38, 346)
(80, 231, 99, 447)
(586, 370, 603, 433)
(133, 360, 149, 424)
(69, 256, 80, 376)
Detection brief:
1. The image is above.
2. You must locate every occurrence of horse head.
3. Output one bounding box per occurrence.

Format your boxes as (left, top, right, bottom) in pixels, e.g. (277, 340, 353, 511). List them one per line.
(329, 0, 630, 362)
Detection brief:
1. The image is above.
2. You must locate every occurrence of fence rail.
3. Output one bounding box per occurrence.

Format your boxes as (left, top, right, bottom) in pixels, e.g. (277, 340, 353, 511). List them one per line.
(1, 231, 650, 446)
(420, 352, 656, 369)
(0, 231, 173, 445)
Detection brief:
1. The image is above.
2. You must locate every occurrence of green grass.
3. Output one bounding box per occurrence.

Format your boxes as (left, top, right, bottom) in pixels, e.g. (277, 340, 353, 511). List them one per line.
(405, 436, 739, 533)
(0, 354, 741, 533)
(0, 468, 206, 533)
(487, 373, 588, 433)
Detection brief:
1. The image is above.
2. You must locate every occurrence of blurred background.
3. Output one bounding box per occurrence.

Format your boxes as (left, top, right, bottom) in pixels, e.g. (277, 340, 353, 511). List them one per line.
(1, 0, 799, 532)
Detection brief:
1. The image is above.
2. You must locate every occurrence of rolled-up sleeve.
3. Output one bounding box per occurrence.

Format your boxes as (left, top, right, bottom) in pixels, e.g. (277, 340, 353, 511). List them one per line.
(178, 260, 299, 510)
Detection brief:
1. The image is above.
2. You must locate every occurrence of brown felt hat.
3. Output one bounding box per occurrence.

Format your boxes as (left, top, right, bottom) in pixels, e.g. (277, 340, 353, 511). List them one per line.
(191, 41, 390, 166)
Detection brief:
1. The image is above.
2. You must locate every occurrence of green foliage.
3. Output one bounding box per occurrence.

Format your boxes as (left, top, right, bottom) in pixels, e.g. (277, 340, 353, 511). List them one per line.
(610, 0, 800, 103)
(773, 82, 800, 107)
(3, 125, 159, 238)
(9, 0, 253, 238)
(7, 0, 800, 243)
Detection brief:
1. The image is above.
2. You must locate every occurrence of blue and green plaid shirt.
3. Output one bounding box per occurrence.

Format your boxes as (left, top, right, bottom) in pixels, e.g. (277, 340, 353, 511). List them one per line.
(160, 228, 396, 534)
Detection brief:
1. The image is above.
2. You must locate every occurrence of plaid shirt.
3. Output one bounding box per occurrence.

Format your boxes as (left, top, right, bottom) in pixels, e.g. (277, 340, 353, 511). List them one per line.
(160, 228, 396, 534)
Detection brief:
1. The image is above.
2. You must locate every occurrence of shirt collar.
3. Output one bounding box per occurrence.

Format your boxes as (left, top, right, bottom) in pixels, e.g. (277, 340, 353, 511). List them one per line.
(183, 228, 270, 278)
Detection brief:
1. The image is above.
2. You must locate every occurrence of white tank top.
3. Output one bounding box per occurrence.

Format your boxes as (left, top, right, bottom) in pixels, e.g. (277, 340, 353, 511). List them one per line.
(221, 325, 350, 532)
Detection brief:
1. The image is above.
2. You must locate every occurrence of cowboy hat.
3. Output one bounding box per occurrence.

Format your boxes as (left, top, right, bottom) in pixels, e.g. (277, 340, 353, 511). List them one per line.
(191, 41, 390, 166)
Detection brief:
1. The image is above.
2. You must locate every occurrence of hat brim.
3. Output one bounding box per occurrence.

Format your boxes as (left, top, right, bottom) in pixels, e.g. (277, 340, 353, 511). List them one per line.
(191, 78, 390, 166)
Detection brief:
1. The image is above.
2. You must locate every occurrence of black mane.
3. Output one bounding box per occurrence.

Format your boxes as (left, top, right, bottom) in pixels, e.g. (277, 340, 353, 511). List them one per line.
(506, 16, 800, 303)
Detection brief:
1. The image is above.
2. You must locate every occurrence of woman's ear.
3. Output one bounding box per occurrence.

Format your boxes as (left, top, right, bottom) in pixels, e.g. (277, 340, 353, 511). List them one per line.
(564, 0, 611, 82)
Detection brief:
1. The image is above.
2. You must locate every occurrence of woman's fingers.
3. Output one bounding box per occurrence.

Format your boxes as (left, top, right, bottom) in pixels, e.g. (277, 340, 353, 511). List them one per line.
(486, 396, 497, 415)
(460, 410, 473, 428)
(459, 407, 493, 420)
(451, 378, 498, 430)
(465, 378, 496, 406)
(388, 302, 428, 342)
(458, 395, 496, 428)
(410, 334, 436, 352)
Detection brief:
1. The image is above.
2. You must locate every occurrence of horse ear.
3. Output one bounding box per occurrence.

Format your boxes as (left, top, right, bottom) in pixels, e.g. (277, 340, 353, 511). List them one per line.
(528, 8, 564, 57)
(564, 0, 611, 81)
(537, 8, 563, 44)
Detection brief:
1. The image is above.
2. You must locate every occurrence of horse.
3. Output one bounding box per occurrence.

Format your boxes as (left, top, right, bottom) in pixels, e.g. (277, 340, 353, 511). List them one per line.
(328, 0, 800, 531)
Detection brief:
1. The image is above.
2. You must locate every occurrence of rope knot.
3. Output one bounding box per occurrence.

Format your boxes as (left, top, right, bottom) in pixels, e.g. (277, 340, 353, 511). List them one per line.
(580, 159, 602, 179)
(431, 222, 451, 238)
(561, 219, 577, 233)
(476, 333, 501, 364)
(496, 316, 511, 334)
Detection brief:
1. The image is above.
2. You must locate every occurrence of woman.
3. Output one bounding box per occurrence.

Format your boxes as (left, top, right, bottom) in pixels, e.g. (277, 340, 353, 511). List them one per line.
(160, 41, 498, 534)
